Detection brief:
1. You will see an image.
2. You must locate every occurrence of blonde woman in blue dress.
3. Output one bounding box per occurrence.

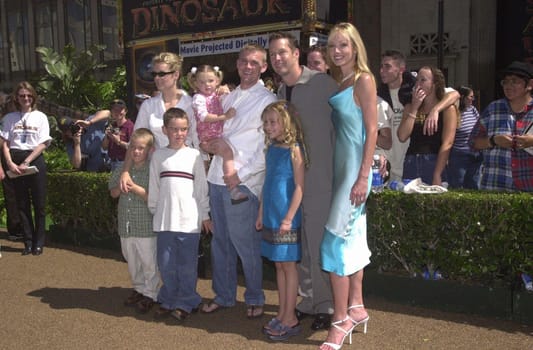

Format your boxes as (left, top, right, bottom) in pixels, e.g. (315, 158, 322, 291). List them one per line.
(319, 22, 378, 350)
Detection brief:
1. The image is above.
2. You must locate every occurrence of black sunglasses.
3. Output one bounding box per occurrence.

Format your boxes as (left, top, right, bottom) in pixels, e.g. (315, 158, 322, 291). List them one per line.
(151, 71, 175, 78)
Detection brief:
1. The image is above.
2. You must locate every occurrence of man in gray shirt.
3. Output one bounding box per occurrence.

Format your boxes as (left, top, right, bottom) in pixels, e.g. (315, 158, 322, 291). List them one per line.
(268, 32, 338, 331)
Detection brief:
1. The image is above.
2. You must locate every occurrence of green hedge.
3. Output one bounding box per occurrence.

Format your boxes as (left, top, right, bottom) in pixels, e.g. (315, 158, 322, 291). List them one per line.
(367, 191, 533, 287)
(36, 172, 532, 287)
(47, 171, 119, 249)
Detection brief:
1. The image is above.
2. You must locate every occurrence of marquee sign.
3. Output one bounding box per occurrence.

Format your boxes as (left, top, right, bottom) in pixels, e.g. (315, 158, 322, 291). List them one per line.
(123, 0, 302, 42)
(179, 30, 300, 57)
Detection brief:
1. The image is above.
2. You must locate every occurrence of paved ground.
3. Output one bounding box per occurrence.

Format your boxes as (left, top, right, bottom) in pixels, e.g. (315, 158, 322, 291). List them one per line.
(1, 234, 532, 349)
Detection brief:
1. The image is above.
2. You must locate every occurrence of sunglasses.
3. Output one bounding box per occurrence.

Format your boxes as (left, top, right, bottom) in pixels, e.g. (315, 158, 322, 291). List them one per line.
(18, 94, 33, 99)
(151, 71, 175, 78)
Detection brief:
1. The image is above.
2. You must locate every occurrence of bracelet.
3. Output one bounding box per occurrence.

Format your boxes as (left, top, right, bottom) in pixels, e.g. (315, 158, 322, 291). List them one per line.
(22, 161, 30, 166)
(408, 112, 417, 119)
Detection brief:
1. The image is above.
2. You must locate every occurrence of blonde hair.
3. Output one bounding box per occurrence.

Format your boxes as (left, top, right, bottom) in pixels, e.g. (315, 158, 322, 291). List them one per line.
(261, 100, 309, 168)
(326, 22, 374, 85)
(187, 65, 224, 93)
(13, 81, 38, 111)
(130, 128, 154, 148)
(152, 52, 183, 75)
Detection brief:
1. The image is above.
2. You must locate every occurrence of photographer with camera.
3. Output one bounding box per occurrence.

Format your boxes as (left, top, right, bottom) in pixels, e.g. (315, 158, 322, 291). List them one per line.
(101, 99, 133, 171)
(58, 109, 109, 172)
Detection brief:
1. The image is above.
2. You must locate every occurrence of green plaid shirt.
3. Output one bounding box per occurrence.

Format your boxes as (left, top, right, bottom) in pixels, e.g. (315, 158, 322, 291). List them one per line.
(108, 164, 154, 238)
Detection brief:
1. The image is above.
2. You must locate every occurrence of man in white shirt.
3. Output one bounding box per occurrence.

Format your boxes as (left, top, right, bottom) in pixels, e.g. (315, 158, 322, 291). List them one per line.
(201, 44, 276, 318)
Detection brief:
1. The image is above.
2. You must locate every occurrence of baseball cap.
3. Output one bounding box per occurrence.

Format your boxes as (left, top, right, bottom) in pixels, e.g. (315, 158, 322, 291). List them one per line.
(110, 99, 126, 107)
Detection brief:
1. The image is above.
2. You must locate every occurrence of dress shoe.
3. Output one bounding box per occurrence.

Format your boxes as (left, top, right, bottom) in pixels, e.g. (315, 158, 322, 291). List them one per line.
(21, 247, 33, 256)
(311, 313, 331, 330)
(32, 247, 43, 256)
(295, 309, 311, 321)
(124, 290, 144, 306)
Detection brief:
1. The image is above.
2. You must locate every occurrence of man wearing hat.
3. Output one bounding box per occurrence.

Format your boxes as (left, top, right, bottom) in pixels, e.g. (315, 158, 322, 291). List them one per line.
(470, 61, 533, 192)
(102, 99, 134, 171)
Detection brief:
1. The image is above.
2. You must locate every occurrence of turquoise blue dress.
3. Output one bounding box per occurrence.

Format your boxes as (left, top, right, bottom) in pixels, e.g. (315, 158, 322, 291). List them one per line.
(320, 86, 372, 276)
(260, 144, 302, 262)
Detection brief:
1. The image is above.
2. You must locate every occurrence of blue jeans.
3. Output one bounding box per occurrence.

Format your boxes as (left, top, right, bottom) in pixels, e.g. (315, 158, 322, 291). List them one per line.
(209, 183, 264, 307)
(403, 153, 447, 185)
(447, 150, 482, 189)
(156, 231, 202, 312)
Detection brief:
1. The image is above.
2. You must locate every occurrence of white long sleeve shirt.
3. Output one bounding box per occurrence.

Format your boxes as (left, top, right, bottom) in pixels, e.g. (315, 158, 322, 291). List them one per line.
(206, 82, 276, 197)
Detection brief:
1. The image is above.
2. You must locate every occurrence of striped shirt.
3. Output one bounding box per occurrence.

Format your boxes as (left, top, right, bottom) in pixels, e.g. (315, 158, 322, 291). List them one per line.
(453, 105, 479, 154)
(469, 98, 533, 192)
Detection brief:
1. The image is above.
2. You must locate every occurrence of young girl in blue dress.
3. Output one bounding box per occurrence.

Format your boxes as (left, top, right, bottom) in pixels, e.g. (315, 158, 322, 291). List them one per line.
(255, 100, 308, 341)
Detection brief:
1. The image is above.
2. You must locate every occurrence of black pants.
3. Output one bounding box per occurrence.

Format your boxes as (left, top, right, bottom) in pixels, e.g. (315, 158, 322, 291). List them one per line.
(1, 157, 22, 236)
(9, 150, 47, 249)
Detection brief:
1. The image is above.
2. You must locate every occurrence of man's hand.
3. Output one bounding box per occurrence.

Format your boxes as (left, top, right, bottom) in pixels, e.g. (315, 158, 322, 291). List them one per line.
(423, 109, 439, 136)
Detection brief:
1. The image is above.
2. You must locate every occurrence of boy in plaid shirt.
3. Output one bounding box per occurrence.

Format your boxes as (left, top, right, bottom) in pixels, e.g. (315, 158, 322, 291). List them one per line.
(109, 128, 160, 313)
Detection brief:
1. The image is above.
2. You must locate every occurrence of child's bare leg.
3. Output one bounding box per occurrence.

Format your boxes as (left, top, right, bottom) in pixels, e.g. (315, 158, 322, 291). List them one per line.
(217, 139, 248, 203)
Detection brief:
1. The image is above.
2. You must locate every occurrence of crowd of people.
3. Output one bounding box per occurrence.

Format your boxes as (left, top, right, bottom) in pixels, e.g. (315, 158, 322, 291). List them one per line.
(1, 20, 533, 350)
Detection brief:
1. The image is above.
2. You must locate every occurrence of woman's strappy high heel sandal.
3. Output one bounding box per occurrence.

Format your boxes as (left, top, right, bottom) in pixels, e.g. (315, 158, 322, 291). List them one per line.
(320, 316, 354, 350)
(347, 304, 369, 334)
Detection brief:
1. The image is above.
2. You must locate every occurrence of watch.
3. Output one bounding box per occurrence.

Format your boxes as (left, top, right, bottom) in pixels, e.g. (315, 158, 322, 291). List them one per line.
(489, 135, 497, 148)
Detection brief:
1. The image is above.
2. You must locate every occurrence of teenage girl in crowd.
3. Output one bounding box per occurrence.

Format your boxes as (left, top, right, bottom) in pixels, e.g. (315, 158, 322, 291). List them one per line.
(256, 101, 308, 341)
(0, 81, 51, 256)
(187, 65, 247, 203)
(397, 66, 457, 185)
(448, 86, 481, 189)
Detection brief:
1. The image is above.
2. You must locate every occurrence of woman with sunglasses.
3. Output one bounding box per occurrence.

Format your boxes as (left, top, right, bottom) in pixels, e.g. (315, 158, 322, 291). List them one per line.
(133, 52, 197, 149)
(120, 52, 199, 191)
(0, 81, 51, 255)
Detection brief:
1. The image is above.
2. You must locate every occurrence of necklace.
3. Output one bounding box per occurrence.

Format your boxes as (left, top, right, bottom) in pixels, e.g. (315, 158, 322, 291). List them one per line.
(341, 71, 355, 83)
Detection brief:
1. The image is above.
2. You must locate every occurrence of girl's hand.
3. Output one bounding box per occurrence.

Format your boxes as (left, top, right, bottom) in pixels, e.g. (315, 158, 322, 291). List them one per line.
(412, 87, 426, 110)
(350, 178, 368, 206)
(255, 218, 263, 231)
(279, 221, 291, 234)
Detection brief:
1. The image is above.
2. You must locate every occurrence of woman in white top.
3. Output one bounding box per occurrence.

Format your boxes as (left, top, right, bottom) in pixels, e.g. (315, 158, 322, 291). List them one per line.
(121, 52, 199, 191)
(134, 52, 197, 149)
(0, 81, 51, 255)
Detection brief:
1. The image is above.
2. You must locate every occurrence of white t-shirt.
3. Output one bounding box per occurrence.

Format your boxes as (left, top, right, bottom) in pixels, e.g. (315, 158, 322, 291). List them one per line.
(384, 88, 410, 181)
(375, 96, 393, 156)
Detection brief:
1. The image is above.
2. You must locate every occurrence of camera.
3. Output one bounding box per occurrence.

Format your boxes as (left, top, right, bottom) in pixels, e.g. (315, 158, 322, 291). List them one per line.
(70, 122, 82, 135)
(57, 116, 85, 135)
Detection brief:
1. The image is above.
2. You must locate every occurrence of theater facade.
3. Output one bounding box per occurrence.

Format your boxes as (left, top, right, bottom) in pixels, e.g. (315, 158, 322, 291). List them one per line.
(121, 0, 348, 98)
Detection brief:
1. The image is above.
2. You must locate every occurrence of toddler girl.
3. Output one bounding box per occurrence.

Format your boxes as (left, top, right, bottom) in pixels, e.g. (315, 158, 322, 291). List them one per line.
(188, 65, 247, 204)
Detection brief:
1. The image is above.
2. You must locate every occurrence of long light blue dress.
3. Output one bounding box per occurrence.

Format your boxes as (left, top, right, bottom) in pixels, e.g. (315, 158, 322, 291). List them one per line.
(260, 144, 302, 262)
(320, 86, 372, 276)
